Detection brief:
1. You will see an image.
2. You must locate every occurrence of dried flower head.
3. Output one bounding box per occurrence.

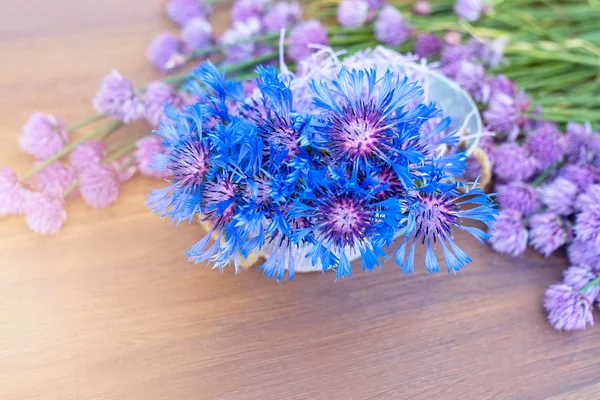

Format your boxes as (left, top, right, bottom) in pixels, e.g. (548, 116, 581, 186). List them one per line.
(79, 163, 121, 209)
(490, 209, 528, 257)
(93, 71, 144, 123)
(0, 167, 29, 215)
(564, 265, 600, 299)
(544, 283, 594, 331)
(493, 143, 539, 182)
(525, 122, 566, 170)
(497, 182, 539, 217)
(262, 2, 302, 33)
(166, 0, 209, 27)
(288, 20, 329, 62)
(337, 0, 369, 28)
(528, 212, 569, 257)
(20, 113, 69, 159)
(24, 190, 66, 234)
(537, 177, 578, 216)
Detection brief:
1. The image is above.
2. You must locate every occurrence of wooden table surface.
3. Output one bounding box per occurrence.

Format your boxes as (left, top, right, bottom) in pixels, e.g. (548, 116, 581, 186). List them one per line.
(1, 1, 599, 399)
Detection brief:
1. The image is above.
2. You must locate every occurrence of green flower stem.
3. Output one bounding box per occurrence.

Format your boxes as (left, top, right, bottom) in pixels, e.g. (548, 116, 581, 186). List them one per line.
(62, 180, 79, 197)
(65, 114, 104, 132)
(531, 160, 565, 187)
(21, 120, 123, 181)
(580, 276, 600, 295)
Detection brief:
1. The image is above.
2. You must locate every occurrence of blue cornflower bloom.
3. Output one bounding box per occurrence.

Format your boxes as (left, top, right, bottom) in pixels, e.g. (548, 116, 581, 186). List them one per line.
(396, 181, 497, 274)
(148, 61, 497, 281)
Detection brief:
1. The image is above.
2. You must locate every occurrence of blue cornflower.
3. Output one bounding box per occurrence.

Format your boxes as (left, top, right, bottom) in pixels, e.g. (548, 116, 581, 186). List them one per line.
(396, 181, 497, 274)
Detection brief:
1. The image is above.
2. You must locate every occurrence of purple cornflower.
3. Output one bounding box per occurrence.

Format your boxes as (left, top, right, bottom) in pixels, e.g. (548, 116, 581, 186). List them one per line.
(567, 239, 600, 271)
(20, 113, 69, 160)
(147, 33, 186, 72)
(559, 165, 598, 192)
(490, 209, 528, 257)
(181, 18, 212, 51)
(202, 177, 238, 228)
(565, 121, 600, 166)
(79, 163, 121, 209)
(221, 18, 262, 64)
(288, 20, 329, 62)
(544, 283, 594, 331)
(525, 122, 566, 170)
(167, 136, 210, 191)
(528, 212, 569, 257)
(315, 194, 373, 249)
(166, 0, 209, 27)
(0, 167, 29, 215)
(35, 161, 76, 195)
(374, 5, 411, 47)
(135, 136, 171, 179)
(337, 0, 369, 28)
(484, 92, 531, 141)
(564, 265, 600, 299)
(262, 2, 302, 33)
(231, 0, 268, 23)
(454, 0, 491, 22)
(537, 177, 578, 216)
(574, 186, 600, 250)
(24, 190, 66, 234)
(413, 1, 431, 15)
(93, 71, 144, 123)
(493, 143, 539, 182)
(69, 140, 107, 172)
(496, 182, 539, 217)
(414, 33, 444, 58)
(489, 74, 515, 99)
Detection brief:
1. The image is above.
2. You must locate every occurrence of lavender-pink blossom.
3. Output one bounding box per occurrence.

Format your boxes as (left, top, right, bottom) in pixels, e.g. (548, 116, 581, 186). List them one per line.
(69, 140, 107, 172)
(496, 182, 539, 217)
(20, 112, 69, 160)
(443, 31, 462, 46)
(414, 33, 443, 58)
(143, 82, 182, 127)
(564, 265, 600, 299)
(262, 2, 302, 33)
(493, 143, 539, 182)
(231, 0, 268, 23)
(288, 20, 329, 62)
(443, 60, 488, 102)
(559, 165, 598, 192)
(468, 37, 507, 67)
(93, 71, 144, 123)
(489, 74, 515, 99)
(454, 0, 491, 21)
(565, 121, 600, 166)
(528, 212, 569, 257)
(166, 0, 209, 27)
(35, 161, 76, 194)
(525, 122, 566, 170)
(221, 18, 262, 64)
(413, 1, 431, 15)
(567, 239, 600, 271)
(0, 168, 29, 215)
(374, 5, 410, 46)
(490, 209, 529, 257)
(24, 190, 66, 234)
(537, 177, 578, 216)
(181, 18, 212, 51)
(440, 44, 473, 66)
(484, 91, 532, 141)
(147, 33, 186, 72)
(79, 163, 121, 209)
(338, 0, 369, 28)
(544, 283, 594, 331)
(574, 186, 600, 250)
(135, 136, 171, 179)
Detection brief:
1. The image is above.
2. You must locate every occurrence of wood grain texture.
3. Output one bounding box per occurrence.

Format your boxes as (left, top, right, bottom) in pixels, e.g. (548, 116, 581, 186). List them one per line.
(1, 2, 599, 399)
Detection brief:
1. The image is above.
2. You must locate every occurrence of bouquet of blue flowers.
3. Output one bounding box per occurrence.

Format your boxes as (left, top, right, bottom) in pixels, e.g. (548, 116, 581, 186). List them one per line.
(148, 61, 497, 280)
